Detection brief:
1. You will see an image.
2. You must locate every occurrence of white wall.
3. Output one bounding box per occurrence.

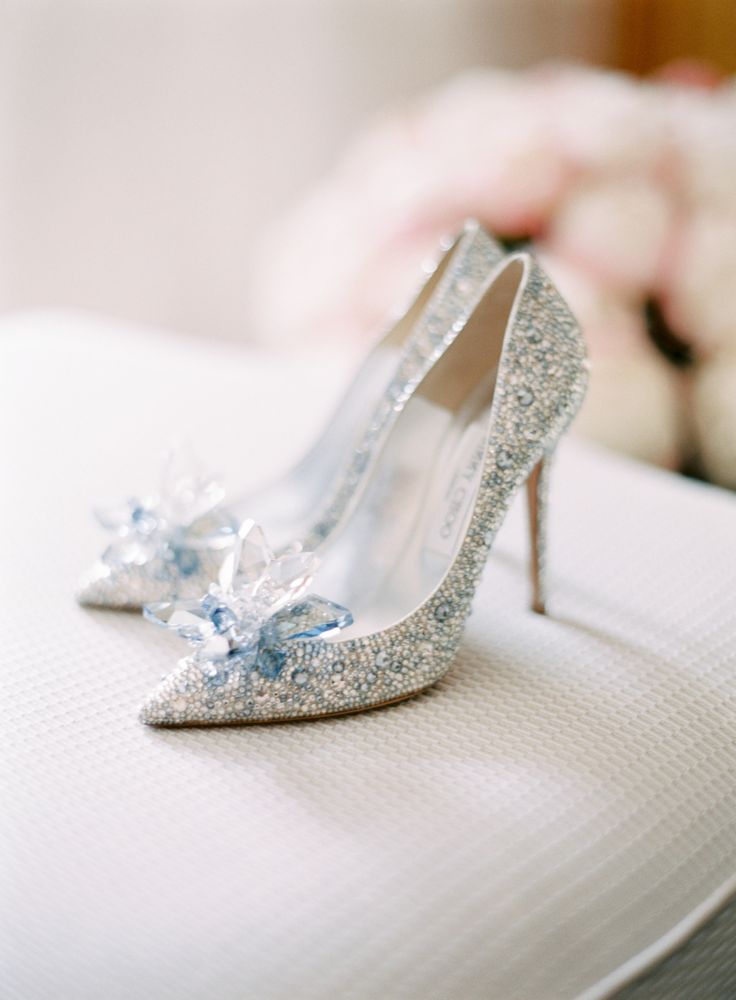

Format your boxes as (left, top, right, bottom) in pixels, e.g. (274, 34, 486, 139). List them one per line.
(0, 0, 617, 339)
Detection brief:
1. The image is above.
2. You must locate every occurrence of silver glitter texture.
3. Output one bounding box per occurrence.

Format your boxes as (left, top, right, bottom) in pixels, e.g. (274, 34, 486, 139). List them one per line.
(140, 253, 589, 726)
(78, 223, 504, 611)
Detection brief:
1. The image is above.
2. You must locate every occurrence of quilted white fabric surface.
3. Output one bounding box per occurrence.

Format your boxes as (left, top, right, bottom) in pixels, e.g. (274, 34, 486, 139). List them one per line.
(2, 312, 736, 1000)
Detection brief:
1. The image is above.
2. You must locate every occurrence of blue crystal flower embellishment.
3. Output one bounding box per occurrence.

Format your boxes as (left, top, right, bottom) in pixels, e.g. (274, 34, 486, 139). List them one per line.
(144, 520, 353, 682)
(95, 448, 236, 580)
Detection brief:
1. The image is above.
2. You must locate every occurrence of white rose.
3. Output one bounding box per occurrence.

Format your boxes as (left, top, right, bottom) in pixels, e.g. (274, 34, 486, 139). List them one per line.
(541, 65, 667, 173)
(575, 349, 684, 470)
(666, 85, 736, 215)
(536, 248, 683, 469)
(414, 71, 569, 234)
(662, 209, 736, 357)
(535, 249, 649, 356)
(549, 176, 674, 296)
(692, 350, 736, 489)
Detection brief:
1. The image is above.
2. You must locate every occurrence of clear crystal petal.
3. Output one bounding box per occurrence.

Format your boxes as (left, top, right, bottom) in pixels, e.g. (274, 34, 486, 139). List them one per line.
(129, 502, 159, 535)
(160, 445, 224, 526)
(188, 480, 227, 522)
(184, 508, 238, 550)
(266, 551, 318, 590)
(143, 600, 214, 644)
(103, 536, 157, 568)
(168, 479, 225, 527)
(266, 594, 353, 642)
(197, 634, 231, 661)
(160, 443, 200, 499)
(219, 519, 273, 590)
(255, 644, 286, 679)
(229, 612, 263, 649)
(95, 501, 138, 532)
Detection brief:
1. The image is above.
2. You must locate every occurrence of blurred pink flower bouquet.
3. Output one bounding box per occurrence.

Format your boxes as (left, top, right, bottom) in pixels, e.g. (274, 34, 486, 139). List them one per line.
(252, 64, 736, 488)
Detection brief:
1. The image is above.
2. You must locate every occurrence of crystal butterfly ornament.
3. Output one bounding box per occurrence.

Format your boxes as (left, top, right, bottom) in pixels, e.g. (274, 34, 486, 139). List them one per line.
(77, 447, 239, 608)
(144, 520, 353, 684)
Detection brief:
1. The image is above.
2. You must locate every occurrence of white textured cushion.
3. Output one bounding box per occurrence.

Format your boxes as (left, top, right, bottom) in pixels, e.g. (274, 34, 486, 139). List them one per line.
(2, 312, 735, 999)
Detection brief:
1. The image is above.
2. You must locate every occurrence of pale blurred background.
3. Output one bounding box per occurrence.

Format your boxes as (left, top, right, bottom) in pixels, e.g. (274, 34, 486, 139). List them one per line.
(1, 0, 733, 339)
(2, 0, 736, 485)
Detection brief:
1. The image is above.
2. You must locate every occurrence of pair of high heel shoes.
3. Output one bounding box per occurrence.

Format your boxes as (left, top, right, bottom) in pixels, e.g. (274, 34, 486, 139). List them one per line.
(78, 221, 588, 727)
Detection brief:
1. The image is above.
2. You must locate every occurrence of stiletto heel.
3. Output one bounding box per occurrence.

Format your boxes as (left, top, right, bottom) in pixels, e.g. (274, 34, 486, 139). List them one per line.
(77, 222, 504, 610)
(526, 450, 552, 616)
(140, 252, 588, 727)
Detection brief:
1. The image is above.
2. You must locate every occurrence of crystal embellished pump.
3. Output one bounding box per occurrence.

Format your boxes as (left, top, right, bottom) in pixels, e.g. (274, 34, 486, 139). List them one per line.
(77, 222, 505, 610)
(140, 253, 589, 726)
(144, 520, 354, 692)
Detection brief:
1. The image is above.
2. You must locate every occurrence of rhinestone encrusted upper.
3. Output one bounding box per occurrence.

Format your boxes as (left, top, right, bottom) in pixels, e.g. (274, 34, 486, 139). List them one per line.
(144, 520, 353, 706)
(140, 253, 589, 727)
(303, 222, 506, 550)
(78, 223, 505, 611)
(77, 449, 237, 609)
